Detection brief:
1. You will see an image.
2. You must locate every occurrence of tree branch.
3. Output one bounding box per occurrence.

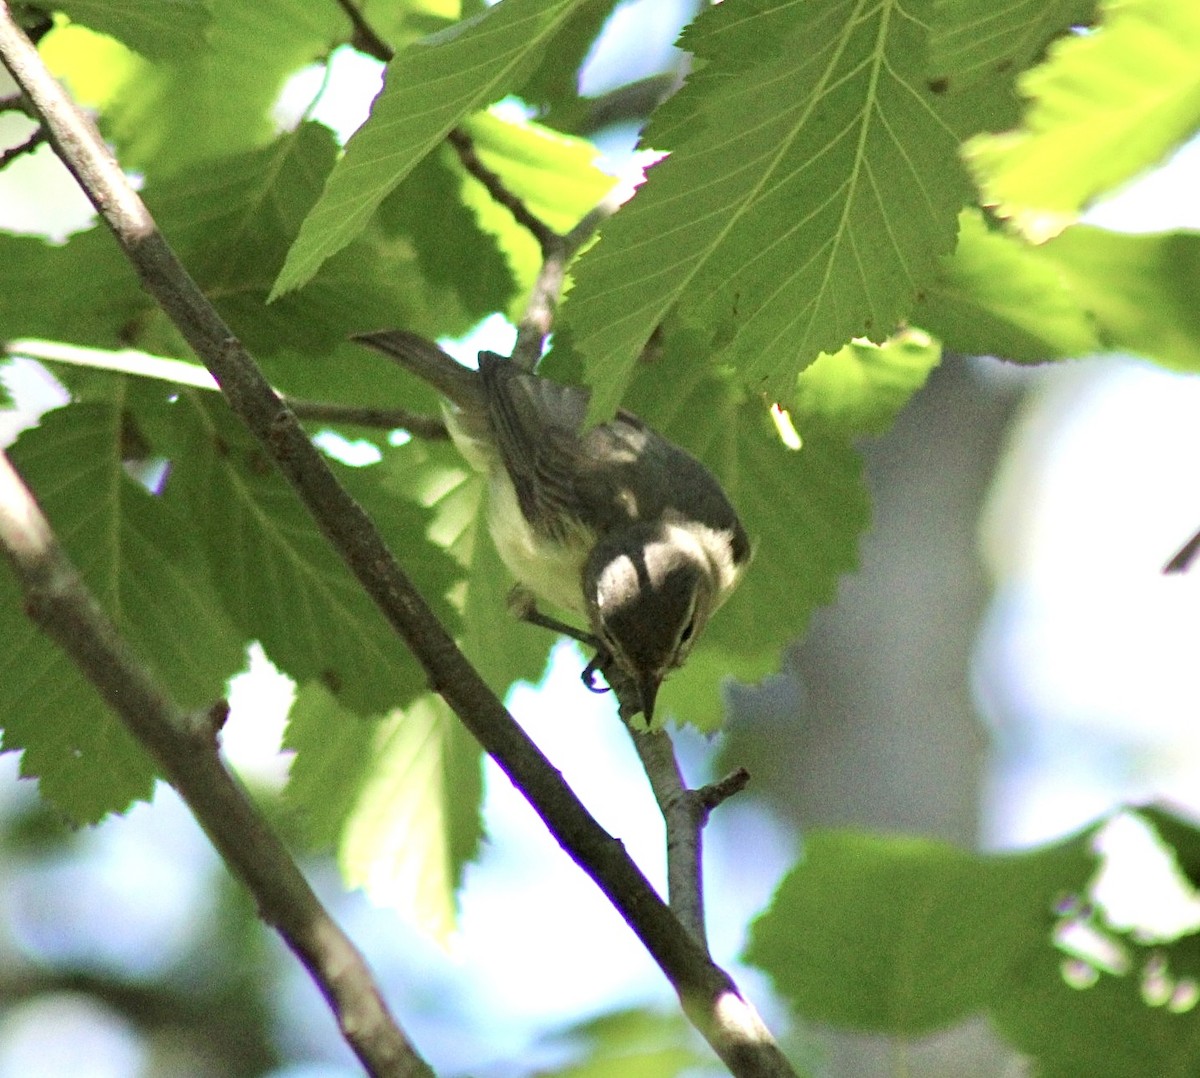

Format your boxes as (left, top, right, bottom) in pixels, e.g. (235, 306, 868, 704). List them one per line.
(0, 9, 796, 1074)
(0, 450, 433, 1078)
(629, 731, 753, 952)
(629, 728, 710, 949)
(0, 120, 44, 168)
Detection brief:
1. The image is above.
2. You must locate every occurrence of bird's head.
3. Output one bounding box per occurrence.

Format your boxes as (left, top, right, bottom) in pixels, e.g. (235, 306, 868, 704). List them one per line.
(584, 520, 741, 723)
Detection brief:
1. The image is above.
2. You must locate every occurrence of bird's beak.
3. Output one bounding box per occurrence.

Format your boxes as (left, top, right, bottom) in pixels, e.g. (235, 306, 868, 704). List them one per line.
(638, 672, 661, 725)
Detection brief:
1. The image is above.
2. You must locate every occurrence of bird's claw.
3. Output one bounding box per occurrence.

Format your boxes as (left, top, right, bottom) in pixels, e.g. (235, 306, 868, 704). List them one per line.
(581, 652, 612, 694)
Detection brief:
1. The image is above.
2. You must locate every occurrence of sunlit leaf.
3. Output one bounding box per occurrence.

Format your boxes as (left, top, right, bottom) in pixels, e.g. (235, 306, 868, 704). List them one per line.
(272, 0, 585, 296)
(285, 683, 483, 940)
(969, 0, 1200, 223)
(561, 0, 971, 416)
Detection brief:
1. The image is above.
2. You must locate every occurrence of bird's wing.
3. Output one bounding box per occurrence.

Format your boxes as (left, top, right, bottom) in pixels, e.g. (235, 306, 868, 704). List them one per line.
(478, 353, 626, 539)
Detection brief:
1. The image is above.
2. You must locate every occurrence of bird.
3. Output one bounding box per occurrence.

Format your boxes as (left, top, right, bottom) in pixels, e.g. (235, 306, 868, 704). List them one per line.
(353, 329, 750, 723)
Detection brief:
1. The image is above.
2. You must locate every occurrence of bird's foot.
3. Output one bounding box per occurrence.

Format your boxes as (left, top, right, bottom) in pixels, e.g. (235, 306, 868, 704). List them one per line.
(580, 651, 613, 695)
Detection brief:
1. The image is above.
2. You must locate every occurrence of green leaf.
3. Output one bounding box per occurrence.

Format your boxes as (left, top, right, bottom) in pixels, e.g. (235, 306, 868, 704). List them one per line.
(272, 0, 585, 297)
(146, 123, 435, 358)
(284, 683, 483, 940)
(161, 394, 461, 716)
(522, 0, 622, 116)
(532, 1007, 713, 1078)
(0, 232, 148, 349)
(1039, 226, 1200, 372)
(969, 0, 1200, 220)
(916, 210, 1100, 362)
(746, 828, 1097, 1033)
(104, 0, 344, 178)
(561, 0, 972, 416)
(0, 401, 245, 822)
(928, 0, 1097, 88)
(377, 147, 518, 325)
(461, 108, 616, 234)
(54, 0, 211, 61)
(791, 332, 943, 435)
(455, 109, 617, 316)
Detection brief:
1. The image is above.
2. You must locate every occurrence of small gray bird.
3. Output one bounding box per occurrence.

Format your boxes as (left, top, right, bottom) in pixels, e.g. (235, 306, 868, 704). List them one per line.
(354, 330, 750, 723)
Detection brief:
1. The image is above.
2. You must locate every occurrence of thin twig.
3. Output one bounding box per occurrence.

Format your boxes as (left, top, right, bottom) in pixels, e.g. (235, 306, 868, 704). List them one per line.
(0, 451, 433, 1078)
(512, 192, 621, 369)
(1165, 526, 1200, 574)
(333, 0, 394, 62)
(447, 126, 558, 255)
(0, 122, 44, 168)
(629, 728, 710, 950)
(628, 733, 752, 953)
(0, 9, 796, 1072)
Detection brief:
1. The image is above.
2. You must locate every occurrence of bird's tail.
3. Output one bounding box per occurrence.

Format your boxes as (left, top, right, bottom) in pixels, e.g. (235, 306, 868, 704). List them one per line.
(352, 329, 483, 412)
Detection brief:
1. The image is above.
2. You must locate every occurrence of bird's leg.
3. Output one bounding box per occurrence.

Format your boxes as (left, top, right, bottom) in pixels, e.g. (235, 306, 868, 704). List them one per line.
(507, 587, 612, 694)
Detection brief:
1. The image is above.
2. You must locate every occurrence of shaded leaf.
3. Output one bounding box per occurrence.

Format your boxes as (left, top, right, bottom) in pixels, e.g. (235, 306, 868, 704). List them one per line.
(0, 232, 147, 349)
(916, 210, 1100, 362)
(161, 394, 460, 716)
(929, 0, 1097, 88)
(0, 401, 245, 821)
(272, 0, 585, 296)
(148, 123, 432, 358)
(746, 828, 1097, 1033)
(377, 147, 518, 325)
(103, 0, 343, 178)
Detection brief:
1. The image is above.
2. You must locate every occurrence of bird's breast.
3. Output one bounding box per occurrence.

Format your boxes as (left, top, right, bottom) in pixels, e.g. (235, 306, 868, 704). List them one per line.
(486, 471, 592, 616)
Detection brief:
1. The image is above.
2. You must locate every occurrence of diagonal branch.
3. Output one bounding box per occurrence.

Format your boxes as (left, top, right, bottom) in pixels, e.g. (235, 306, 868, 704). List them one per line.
(0, 450, 433, 1078)
(0, 8, 795, 1075)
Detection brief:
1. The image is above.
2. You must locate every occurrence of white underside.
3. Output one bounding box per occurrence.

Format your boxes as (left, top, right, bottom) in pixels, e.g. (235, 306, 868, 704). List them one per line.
(486, 472, 591, 616)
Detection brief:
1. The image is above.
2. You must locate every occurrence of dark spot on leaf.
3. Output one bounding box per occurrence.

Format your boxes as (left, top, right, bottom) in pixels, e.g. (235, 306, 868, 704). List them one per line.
(996, 58, 1014, 74)
(927, 76, 950, 94)
(320, 669, 342, 694)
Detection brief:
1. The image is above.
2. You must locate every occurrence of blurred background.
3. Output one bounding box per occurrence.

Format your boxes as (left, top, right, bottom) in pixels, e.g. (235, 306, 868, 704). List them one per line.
(3, 1, 1200, 1075)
